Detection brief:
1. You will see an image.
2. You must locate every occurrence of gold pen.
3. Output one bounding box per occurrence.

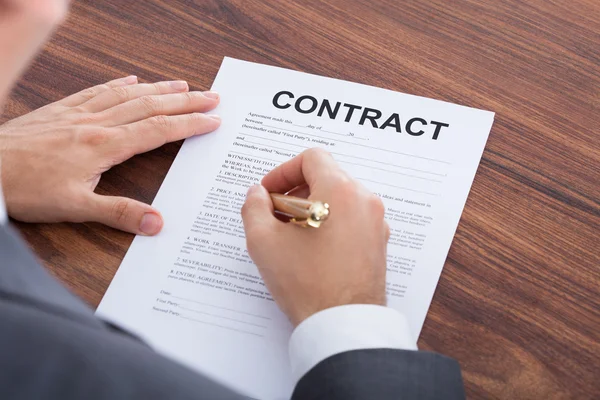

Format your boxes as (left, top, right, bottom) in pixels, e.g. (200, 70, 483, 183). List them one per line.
(270, 193, 330, 228)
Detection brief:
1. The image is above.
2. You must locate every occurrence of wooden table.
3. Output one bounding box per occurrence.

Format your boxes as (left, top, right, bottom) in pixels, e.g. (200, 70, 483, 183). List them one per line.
(3, 0, 599, 398)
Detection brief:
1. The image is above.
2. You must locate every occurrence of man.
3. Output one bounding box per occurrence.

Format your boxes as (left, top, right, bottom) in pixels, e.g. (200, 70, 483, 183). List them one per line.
(0, 1, 465, 398)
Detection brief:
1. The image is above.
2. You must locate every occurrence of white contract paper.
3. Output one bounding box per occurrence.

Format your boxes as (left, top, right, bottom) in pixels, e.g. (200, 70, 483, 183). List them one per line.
(97, 57, 494, 399)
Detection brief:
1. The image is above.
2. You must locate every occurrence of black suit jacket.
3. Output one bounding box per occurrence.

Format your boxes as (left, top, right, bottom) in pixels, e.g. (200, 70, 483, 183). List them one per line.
(0, 223, 465, 399)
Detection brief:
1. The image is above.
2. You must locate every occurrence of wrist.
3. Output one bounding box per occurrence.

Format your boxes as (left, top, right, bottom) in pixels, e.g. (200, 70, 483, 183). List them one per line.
(290, 294, 386, 327)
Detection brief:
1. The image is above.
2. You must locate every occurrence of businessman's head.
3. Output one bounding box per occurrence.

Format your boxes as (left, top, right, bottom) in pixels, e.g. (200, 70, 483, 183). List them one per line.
(0, 0, 69, 110)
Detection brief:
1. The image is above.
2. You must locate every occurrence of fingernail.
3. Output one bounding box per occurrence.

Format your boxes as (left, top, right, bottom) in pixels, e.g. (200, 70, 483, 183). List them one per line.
(203, 91, 219, 99)
(168, 80, 188, 91)
(139, 212, 163, 235)
(208, 115, 221, 122)
(123, 75, 138, 84)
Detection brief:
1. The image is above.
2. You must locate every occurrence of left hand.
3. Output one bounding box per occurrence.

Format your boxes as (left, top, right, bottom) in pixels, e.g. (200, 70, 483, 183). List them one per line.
(0, 76, 221, 235)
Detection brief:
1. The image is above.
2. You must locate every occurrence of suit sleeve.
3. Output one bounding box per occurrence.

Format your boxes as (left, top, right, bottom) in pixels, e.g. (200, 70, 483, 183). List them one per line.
(1, 223, 464, 400)
(288, 304, 417, 382)
(0, 224, 246, 400)
(0, 299, 248, 400)
(292, 348, 465, 400)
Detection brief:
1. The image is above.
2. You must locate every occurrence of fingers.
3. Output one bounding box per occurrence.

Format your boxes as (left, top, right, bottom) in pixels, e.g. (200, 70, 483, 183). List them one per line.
(86, 194, 163, 235)
(286, 183, 310, 198)
(80, 80, 193, 113)
(57, 76, 138, 107)
(108, 113, 221, 163)
(241, 185, 280, 242)
(382, 219, 391, 242)
(261, 148, 343, 194)
(97, 91, 220, 127)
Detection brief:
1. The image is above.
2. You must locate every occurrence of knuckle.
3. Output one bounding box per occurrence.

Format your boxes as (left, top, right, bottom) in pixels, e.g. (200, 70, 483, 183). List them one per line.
(111, 86, 131, 102)
(152, 82, 163, 93)
(331, 174, 356, 196)
(368, 194, 386, 217)
(82, 85, 107, 100)
(80, 88, 97, 101)
(69, 105, 94, 119)
(138, 95, 162, 114)
(182, 91, 197, 105)
(79, 128, 110, 146)
(188, 112, 205, 122)
(111, 199, 131, 224)
(70, 105, 88, 115)
(329, 176, 360, 209)
(149, 115, 171, 131)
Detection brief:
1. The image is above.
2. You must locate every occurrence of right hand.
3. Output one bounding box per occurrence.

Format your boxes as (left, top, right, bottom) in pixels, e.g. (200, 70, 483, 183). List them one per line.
(241, 148, 390, 327)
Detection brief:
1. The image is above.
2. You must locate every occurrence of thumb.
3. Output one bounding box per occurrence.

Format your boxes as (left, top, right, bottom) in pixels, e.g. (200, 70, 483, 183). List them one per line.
(241, 185, 277, 237)
(86, 194, 163, 235)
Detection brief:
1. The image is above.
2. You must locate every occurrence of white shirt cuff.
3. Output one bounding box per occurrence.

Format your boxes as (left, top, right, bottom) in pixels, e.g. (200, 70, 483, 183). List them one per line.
(288, 304, 417, 383)
(0, 179, 6, 225)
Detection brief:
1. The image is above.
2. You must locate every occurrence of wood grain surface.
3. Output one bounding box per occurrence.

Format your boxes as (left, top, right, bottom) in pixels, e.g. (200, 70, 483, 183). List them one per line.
(2, 0, 599, 398)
